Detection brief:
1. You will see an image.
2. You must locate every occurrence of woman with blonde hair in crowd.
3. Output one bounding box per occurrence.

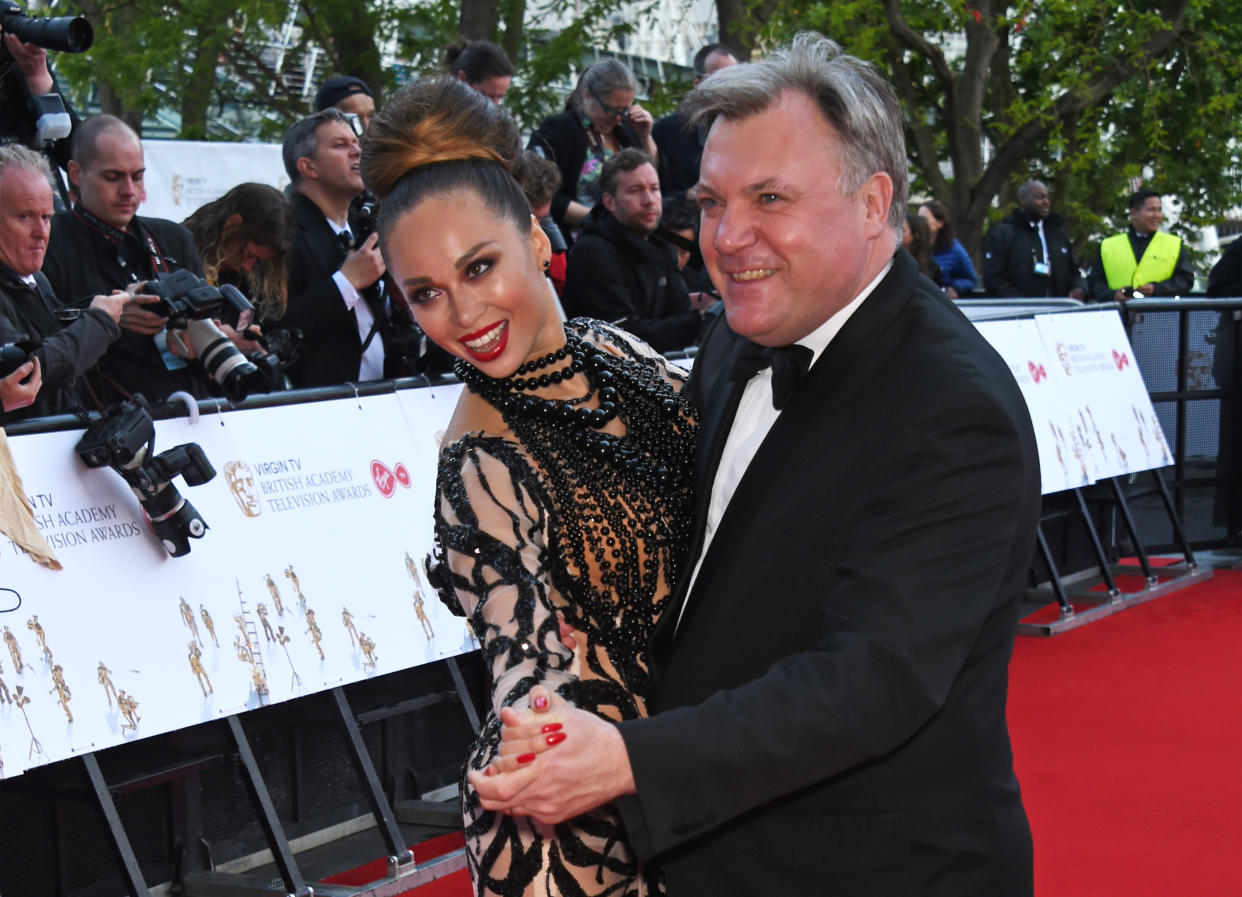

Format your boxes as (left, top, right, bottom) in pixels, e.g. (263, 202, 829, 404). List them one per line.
(362, 74, 696, 895)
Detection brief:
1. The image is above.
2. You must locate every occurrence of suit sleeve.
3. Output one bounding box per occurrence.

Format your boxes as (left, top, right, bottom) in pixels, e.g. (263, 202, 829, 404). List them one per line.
(1207, 240, 1242, 296)
(615, 382, 1036, 860)
(982, 225, 1019, 297)
(33, 310, 120, 391)
(1085, 248, 1115, 303)
(277, 235, 353, 338)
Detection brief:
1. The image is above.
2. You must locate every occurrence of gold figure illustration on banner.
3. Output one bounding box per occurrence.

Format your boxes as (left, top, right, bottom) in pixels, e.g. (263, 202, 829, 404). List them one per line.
(276, 626, 301, 688)
(1111, 433, 1128, 471)
(304, 608, 325, 660)
(234, 635, 269, 697)
(1083, 407, 1105, 458)
(233, 614, 257, 659)
(358, 632, 378, 672)
(117, 690, 140, 733)
(257, 603, 276, 642)
(188, 642, 212, 697)
(49, 663, 72, 722)
(26, 615, 51, 663)
(342, 607, 359, 647)
(264, 573, 286, 616)
(0, 661, 11, 705)
(406, 552, 435, 640)
(200, 605, 219, 647)
(284, 565, 306, 608)
(179, 597, 201, 647)
(1071, 428, 1090, 484)
(13, 685, 43, 759)
(1049, 422, 1068, 479)
(97, 662, 118, 708)
(3, 626, 29, 672)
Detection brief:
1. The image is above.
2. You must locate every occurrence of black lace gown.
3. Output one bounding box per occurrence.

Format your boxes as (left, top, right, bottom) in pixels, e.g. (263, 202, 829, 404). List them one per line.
(427, 321, 697, 896)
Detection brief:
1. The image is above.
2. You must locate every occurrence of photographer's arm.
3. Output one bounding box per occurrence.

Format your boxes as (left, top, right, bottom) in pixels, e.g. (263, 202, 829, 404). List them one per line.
(32, 292, 122, 388)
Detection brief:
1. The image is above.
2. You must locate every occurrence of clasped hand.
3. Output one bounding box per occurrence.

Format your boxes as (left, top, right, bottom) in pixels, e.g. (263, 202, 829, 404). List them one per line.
(467, 684, 636, 825)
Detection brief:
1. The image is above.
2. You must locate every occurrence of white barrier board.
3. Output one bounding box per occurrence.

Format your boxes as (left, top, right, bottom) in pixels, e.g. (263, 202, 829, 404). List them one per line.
(0, 386, 472, 779)
(140, 140, 288, 223)
(1032, 310, 1172, 479)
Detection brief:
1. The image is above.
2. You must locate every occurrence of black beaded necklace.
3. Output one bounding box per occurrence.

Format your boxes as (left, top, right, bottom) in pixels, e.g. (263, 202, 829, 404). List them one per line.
(453, 325, 698, 590)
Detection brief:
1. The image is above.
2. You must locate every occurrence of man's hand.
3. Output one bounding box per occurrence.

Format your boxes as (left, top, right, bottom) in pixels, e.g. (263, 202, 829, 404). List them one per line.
(340, 233, 386, 290)
(468, 686, 636, 825)
(1136, 283, 1155, 297)
(1069, 288, 1086, 301)
(220, 322, 264, 355)
(0, 358, 41, 412)
(119, 286, 169, 335)
(3, 34, 53, 95)
(89, 291, 127, 324)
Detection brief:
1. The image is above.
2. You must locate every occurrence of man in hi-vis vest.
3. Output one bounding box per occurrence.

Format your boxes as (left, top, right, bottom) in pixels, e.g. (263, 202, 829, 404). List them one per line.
(1087, 188, 1193, 302)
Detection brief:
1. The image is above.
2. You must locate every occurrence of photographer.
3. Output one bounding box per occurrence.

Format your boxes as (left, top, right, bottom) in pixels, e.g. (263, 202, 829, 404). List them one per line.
(0, 145, 123, 420)
(0, 30, 77, 173)
(41, 114, 207, 406)
(279, 109, 417, 387)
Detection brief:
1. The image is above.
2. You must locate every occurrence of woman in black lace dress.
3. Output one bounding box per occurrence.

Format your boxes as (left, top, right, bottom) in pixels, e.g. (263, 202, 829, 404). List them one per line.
(361, 77, 698, 896)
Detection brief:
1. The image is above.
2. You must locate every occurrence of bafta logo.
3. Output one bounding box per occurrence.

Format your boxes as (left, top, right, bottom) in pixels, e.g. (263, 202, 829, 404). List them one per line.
(1055, 343, 1072, 376)
(224, 461, 261, 518)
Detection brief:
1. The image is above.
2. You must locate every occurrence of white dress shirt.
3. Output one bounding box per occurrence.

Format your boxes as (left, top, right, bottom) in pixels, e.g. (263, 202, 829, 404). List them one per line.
(327, 219, 386, 381)
(676, 259, 893, 631)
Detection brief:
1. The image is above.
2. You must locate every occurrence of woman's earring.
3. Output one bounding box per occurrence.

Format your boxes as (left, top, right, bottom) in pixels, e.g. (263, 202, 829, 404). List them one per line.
(543, 259, 550, 271)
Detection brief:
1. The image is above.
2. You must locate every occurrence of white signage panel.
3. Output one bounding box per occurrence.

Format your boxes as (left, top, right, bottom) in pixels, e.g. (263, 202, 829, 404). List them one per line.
(0, 386, 470, 779)
(140, 140, 288, 222)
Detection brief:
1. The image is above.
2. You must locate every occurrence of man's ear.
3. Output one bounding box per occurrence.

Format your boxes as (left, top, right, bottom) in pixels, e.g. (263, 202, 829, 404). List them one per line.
(296, 155, 316, 181)
(860, 172, 894, 238)
(601, 191, 616, 214)
(66, 160, 81, 189)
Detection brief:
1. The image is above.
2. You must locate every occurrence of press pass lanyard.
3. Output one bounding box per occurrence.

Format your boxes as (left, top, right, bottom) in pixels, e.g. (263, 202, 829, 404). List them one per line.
(71, 205, 172, 282)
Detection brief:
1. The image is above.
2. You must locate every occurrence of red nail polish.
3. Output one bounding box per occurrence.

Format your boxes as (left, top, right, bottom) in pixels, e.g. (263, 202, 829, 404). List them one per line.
(484, 766, 494, 776)
(517, 753, 536, 764)
(545, 732, 567, 746)
(533, 695, 549, 710)
(540, 723, 562, 733)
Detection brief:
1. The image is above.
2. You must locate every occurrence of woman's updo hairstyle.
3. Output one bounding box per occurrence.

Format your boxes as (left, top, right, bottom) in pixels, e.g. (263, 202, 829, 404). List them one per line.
(361, 75, 531, 249)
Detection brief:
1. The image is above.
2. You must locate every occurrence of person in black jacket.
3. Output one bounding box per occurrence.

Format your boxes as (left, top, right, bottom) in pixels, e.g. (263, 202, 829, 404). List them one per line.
(982, 180, 1085, 299)
(41, 115, 205, 407)
(528, 58, 658, 233)
(0, 145, 123, 420)
(651, 43, 738, 199)
(278, 108, 421, 388)
(563, 149, 707, 351)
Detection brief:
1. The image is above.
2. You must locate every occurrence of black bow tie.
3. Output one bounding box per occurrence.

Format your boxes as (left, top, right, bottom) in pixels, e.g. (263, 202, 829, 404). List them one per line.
(728, 340, 813, 410)
(338, 230, 355, 253)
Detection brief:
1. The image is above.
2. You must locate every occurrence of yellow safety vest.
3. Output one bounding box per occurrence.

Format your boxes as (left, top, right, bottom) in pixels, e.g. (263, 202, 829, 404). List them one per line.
(1100, 231, 1181, 290)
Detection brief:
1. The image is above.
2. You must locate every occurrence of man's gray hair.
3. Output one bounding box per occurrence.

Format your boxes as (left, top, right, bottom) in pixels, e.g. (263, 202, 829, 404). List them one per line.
(282, 108, 352, 184)
(0, 144, 54, 187)
(682, 32, 909, 230)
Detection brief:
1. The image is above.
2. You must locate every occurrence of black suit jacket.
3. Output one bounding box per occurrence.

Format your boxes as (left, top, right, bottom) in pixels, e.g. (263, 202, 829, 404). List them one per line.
(42, 210, 205, 405)
(651, 109, 704, 198)
(616, 250, 1040, 896)
(279, 191, 406, 389)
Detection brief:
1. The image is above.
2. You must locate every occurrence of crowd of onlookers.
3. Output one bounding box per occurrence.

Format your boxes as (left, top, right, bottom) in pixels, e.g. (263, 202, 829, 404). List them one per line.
(0, 33, 1236, 425)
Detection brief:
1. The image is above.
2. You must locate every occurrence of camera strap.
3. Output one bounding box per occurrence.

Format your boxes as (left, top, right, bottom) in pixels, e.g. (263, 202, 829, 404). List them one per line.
(72, 206, 172, 280)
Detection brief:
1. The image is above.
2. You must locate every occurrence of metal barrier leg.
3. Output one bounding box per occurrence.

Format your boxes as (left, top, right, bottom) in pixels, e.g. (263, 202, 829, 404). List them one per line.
(1108, 477, 1157, 583)
(445, 656, 481, 734)
(1035, 525, 1073, 615)
(330, 686, 415, 874)
(81, 753, 153, 897)
(1074, 488, 1120, 598)
(1151, 468, 1198, 567)
(224, 714, 311, 897)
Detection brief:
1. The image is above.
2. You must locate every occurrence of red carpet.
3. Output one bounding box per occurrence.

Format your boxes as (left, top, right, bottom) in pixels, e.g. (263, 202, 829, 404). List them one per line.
(320, 831, 470, 893)
(1009, 569, 1242, 896)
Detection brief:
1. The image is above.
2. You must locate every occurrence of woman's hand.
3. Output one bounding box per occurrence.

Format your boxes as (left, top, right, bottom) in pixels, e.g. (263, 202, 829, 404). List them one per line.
(626, 103, 654, 143)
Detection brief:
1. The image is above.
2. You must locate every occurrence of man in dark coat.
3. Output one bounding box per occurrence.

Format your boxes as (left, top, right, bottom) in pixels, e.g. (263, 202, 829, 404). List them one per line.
(278, 108, 417, 388)
(0, 145, 123, 420)
(983, 180, 1086, 299)
(41, 115, 205, 407)
(474, 35, 1040, 897)
(651, 43, 738, 199)
(563, 149, 705, 352)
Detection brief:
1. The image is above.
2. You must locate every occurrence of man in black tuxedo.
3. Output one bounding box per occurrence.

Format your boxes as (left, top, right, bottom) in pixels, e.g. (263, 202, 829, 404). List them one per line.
(473, 34, 1040, 896)
(278, 108, 405, 388)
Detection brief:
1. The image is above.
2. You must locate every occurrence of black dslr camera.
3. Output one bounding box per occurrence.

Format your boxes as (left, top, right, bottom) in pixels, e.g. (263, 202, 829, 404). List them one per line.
(141, 270, 274, 402)
(76, 397, 215, 557)
(0, 3, 92, 52)
(347, 190, 380, 248)
(0, 335, 39, 378)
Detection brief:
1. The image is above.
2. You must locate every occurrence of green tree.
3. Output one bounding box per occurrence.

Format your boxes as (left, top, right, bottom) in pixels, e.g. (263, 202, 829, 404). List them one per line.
(753, 0, 1242, 269)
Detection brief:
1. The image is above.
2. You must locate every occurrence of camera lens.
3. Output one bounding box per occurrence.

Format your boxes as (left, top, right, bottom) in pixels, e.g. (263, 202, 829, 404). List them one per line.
(185, 320, 260, 402)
